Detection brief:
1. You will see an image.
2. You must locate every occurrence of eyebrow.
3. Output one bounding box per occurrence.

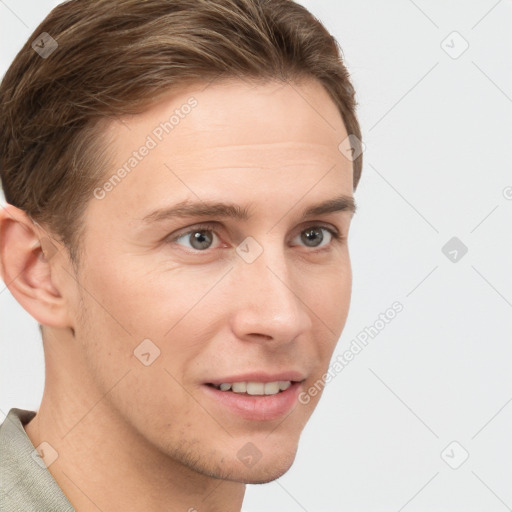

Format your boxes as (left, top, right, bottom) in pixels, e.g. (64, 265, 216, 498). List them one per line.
(141, 194, 356, 224)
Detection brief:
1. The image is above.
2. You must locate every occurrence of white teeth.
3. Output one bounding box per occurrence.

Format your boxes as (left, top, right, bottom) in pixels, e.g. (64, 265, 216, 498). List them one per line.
(232, 382, 247, 393)
(214, 381, 292, 395)
(264, 382, 280, 395)
(278, 381, 291, 391)
(247, 382, 265, 395)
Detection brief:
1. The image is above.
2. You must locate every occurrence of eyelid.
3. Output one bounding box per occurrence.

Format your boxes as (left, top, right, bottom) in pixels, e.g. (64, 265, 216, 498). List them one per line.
(168, 221, 223, 242)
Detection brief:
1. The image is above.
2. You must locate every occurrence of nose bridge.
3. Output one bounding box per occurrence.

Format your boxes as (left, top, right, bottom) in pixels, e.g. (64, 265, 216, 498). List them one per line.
(230, 239, 312, 340)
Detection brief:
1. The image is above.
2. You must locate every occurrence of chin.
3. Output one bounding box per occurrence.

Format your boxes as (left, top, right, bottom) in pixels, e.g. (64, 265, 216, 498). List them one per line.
(182, 440, 299, 484)
(239, 463, 294, 484)
(224, 444, 298, 484)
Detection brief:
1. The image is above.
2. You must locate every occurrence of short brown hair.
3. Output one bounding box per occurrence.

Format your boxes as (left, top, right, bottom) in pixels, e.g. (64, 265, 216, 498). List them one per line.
(0, 0, 362, 265)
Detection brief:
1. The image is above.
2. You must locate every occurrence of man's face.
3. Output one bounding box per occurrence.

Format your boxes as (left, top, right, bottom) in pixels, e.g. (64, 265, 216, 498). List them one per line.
(65, 78, 354, 483)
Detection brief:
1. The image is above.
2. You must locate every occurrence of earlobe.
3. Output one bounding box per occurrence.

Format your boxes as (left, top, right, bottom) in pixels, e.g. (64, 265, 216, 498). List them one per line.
(0, 203, 73, 329)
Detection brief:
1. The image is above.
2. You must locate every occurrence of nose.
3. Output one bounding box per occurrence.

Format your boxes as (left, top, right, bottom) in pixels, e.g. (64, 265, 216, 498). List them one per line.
(228, 242, 314, 345)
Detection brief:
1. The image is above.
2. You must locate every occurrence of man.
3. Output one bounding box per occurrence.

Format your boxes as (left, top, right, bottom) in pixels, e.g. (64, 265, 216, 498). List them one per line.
(0, 0, 363, 510)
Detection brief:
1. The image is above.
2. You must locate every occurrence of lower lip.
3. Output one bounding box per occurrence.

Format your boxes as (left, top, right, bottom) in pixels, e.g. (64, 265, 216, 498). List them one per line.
(202, 382, 302, 421)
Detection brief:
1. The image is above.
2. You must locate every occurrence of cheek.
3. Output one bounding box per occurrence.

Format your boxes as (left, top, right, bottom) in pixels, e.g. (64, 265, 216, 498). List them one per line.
(308, 257, 352, 327)
(80, 253, 219, 339)
(307, 259, 352, 371)
(74, 257, 228, 391)
(73, 270, 205, 437)
(334, 269, 352, 329)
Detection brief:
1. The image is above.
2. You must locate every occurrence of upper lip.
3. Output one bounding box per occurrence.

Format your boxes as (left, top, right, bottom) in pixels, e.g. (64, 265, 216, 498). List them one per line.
(205, 371, 306, 386)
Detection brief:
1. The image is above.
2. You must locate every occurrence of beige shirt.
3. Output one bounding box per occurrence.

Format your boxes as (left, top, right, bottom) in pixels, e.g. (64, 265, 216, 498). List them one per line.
(0, 408, 75, 511)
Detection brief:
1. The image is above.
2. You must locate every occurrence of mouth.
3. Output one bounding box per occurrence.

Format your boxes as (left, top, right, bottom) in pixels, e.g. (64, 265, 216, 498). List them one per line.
(206, 380, 294, 395)
(202, 374, 306, 421)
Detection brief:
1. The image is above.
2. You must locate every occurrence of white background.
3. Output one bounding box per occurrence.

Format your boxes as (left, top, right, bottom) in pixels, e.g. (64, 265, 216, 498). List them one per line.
(1, 1, 511, 511)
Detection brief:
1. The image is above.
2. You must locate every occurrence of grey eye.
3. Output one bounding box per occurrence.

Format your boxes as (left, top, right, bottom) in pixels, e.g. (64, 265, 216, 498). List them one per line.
(296, 227, 333, 248)
(176, 229, 217, 250)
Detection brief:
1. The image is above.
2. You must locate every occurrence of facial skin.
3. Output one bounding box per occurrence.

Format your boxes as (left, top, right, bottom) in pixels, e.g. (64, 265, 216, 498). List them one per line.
(0, 78, 355, 512)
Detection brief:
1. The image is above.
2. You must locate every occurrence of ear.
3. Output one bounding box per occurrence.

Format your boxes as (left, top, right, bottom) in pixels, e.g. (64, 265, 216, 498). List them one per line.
(0, 203, 74, 329)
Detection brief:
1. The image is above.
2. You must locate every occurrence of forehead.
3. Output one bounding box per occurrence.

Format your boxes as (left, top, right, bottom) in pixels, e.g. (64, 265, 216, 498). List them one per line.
(105, 77, 348, 160)
(88, 78, 353, 227)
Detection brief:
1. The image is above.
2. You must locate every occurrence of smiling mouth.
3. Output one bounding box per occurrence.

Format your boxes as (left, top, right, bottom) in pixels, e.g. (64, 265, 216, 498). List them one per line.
(203, 379, 305, 420)
(206, 380, 302, 396)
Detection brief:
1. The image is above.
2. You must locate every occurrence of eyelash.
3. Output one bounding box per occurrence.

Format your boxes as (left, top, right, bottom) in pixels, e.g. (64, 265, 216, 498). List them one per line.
(168, 222, 343, 253)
